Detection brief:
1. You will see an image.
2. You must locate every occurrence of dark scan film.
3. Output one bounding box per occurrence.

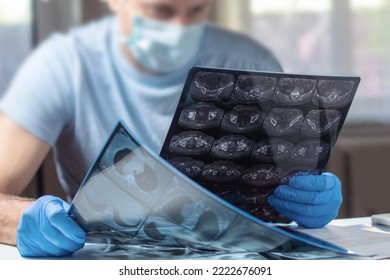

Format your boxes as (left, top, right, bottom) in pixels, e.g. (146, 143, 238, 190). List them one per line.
(160, 67, 360, 223)
(69, 122, 365, 259)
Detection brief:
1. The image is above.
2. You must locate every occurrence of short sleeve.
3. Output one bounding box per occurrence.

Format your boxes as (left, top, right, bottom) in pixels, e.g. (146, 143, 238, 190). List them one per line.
(0, 34, 76, 146)
(199, 25, 283, 73)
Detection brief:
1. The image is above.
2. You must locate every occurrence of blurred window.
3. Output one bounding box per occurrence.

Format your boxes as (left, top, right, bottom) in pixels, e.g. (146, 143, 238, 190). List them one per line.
(0, 0, 32, 96)
(214, 0, 390, 124)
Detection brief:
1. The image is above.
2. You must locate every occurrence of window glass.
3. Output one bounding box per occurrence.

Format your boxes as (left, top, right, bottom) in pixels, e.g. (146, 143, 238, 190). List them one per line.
(0, 0, 32, 96)
(247, 0, 390, 123)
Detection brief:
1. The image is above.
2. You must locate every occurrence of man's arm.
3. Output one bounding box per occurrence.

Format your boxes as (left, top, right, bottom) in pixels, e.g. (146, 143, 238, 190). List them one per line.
(0, 114, 86, 257)
(0, 113, 51, 245)
(0, 194, 33, 245)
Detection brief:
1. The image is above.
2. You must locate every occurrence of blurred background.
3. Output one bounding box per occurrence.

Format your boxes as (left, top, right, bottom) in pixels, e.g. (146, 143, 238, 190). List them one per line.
(1, 0, 390, 218)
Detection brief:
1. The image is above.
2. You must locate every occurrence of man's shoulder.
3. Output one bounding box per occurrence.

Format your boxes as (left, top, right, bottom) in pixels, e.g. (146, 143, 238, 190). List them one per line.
(204, 25, 271, 56)
(35, 16, 114, 61)
(68, 16, 115, 51)
(201, 24, 282, 71)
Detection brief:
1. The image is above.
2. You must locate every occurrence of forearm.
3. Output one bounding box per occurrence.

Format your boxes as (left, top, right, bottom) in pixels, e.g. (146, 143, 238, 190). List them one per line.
(0, 193, 34, 245)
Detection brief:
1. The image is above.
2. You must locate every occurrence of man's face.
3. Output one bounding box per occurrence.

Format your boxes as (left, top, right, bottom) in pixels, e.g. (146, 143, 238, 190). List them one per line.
(109, 0, 212, 36)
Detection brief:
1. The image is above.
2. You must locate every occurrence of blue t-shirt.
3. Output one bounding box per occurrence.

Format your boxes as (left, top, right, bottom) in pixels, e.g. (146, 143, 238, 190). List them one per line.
(0, 16, 282, 198)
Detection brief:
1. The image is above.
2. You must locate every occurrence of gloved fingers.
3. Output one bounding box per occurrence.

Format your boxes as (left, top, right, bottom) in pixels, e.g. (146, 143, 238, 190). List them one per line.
(273, 185, 342, 205)
(277, 210, 338, 229)
(289, 172, 341, 192)
(19, 232, 73, 257)
(17, 215, 73, 257)
(17, 196, 86, 257)
(268, 195, 338, 228)
(39, 222, 85, 254)
(43, 200, 86, 251)
(16, 234, 50, 257)
(61, 199, 71, 212)
(268, 195, 340, 218)
(46, 199, 86, 244)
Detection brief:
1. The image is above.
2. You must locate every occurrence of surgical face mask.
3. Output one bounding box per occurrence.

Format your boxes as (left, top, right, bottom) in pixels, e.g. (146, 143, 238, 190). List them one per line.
(122, 14, 206, 74)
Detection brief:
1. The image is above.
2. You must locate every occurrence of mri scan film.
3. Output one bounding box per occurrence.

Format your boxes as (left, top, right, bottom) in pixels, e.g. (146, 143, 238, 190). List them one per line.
(161, 67, 360, 223)
(69, 122, 364, 259)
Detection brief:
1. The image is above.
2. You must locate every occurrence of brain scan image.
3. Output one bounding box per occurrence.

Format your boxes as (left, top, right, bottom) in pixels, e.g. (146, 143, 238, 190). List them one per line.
(189, 210, 225, 241)
(92, 129, 161, 195)
(178, 103, 224, 130)
(241, 164, 283, 187)
(94, 128, 137, 175)
(167, 157, 205, 178)
(274, 78, 317, 106)
(155, 193, 196, 227)
(200, 161, 244, 183)
(221, 105, 265, 133)
(232, 75, 277, 104)
(290, 140, 330, 165)
(211, 135, 255, 159)
(301, 110, 342, 136)
(313, 80, 355, 108)
(251, 138, 294, 163)
(169, 131, 214, 156)
(263, 108, 304, 136)
(189, 72, 235, 101)
(153, 183, 237, 241)
(114, 156, 158, 193)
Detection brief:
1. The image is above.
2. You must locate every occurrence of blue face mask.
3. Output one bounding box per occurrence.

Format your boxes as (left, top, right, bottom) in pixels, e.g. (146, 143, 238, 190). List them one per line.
(123, 15, 206, 74)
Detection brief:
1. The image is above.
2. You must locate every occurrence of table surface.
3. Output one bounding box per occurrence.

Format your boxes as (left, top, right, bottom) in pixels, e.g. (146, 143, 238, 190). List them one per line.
(0, 217, 371, 260)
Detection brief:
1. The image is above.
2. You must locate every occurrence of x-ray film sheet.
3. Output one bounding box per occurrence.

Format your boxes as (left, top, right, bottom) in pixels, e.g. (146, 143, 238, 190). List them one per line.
(160, 67, 360, 223)
(69, 122, 364, 259)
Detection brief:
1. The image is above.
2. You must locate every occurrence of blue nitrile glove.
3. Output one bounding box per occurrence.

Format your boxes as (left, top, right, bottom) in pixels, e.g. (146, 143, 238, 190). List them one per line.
(16, 195, 86, 257)
(268, 172, 342, 228)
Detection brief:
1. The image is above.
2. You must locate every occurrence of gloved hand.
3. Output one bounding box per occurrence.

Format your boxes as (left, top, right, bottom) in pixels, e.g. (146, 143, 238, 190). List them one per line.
(17, 195, 86, 257)
(268, 172, 342, 228)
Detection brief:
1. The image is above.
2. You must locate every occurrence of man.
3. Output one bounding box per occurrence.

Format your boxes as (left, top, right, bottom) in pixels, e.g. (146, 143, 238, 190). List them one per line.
(0, 0, 342, 257)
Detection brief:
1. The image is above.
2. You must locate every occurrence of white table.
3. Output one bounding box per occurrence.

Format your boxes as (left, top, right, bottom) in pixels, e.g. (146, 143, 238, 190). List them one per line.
(296, 216, 390, 258)
(1, 217, 380, 260)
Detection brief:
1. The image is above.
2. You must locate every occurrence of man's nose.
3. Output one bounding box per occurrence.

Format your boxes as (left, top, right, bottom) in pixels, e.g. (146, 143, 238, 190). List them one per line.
(170, 15, 192, 26)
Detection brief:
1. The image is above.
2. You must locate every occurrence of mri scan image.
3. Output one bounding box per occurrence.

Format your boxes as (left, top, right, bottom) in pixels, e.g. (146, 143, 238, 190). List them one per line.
(290, 140, 330, 165)
(178, 102, 225, 130)
(69, 66, 362, 259)
(263, 108, 304, 136)
(279, 167, 321, 185)
(221, 105, 265, 133)
(241, 164, 283, 187)
(274, 78, 317, 106)
(160, 67, 359, 225)
(300, 110, 342, 136)
(169, 131, 214, 156)
(200, 161, 244, 183)
(236, 204, 290, 223)
(232, 75, 277, 104)
(65, 66, 367, 258)
(313, 80, 356, 108)
(70, 122, 358, 259)
(251, 138, 294, 163)
(189, 71, 235, 101)
(211, 135, 255, 159)
(167, 157, 205, 178)
(217, 188, 274, 206)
